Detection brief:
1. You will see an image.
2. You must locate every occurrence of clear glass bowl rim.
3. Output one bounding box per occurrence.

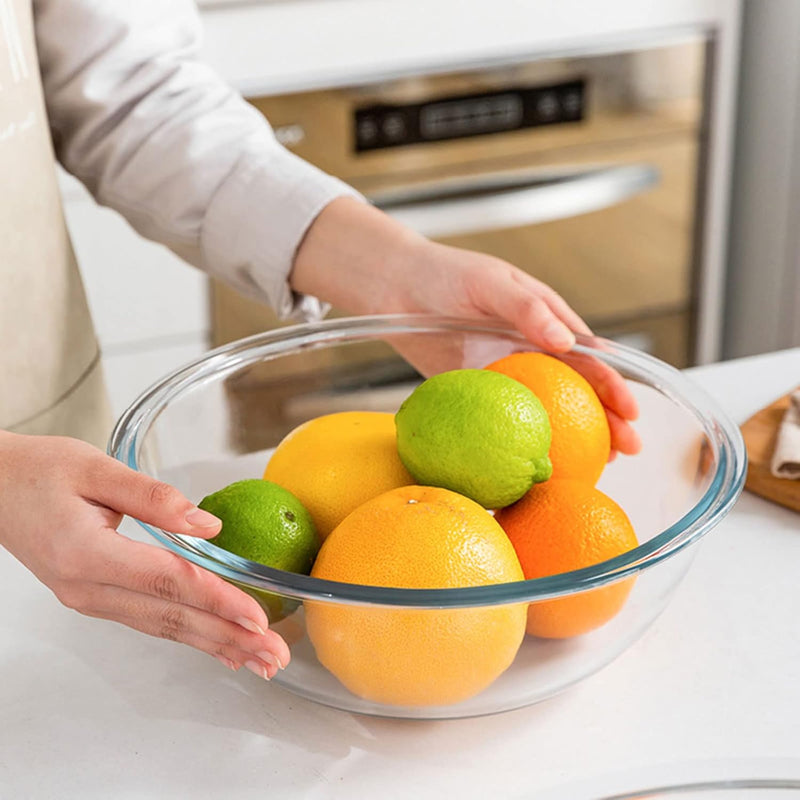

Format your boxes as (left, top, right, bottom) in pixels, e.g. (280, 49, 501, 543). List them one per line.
(108, 314, 746, 609)
(594, 778, 800, 798)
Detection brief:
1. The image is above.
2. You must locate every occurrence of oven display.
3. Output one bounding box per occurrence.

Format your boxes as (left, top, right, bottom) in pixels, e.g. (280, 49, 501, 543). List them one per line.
(354, 79, 585, 152)
(420, 94, 523, 139)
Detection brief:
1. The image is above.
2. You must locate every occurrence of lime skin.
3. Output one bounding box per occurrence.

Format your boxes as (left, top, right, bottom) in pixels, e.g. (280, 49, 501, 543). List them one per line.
(198, 479, 319, 622)
(395, 369, 552, 509)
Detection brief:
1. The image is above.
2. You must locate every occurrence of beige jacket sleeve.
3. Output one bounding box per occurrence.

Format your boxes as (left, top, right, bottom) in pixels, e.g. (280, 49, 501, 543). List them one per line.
(33, 0, 359, 319)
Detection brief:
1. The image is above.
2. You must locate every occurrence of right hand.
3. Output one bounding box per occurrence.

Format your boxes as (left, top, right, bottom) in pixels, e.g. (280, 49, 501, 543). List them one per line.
(0, 431, 288, 680)
(292, 198, 641, 457)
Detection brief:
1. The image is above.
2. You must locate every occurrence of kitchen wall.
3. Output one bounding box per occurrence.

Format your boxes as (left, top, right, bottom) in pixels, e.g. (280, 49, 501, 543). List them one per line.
(62, 0, 743, 418)
(723, 0, 800, 359)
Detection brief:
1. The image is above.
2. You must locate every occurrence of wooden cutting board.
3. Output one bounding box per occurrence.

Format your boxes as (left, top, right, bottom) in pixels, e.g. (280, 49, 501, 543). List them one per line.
(741, 388, 800, 511)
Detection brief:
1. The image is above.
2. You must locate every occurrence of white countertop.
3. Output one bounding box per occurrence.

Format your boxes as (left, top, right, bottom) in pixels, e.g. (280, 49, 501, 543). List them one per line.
(1, 347, 800, 797)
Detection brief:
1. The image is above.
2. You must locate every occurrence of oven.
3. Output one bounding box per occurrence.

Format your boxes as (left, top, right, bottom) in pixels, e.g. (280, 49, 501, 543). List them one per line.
(211, 33, 711, 440)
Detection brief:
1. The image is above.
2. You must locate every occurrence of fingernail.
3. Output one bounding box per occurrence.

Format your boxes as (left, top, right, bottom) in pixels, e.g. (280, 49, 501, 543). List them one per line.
(236, 616, 267, 636)
(256, 651, 283, 670)
(544, 322, 575, 350)
(185, 507, 221, 529)
(245, 660, 271, 681)
(214, 654, 238, 672)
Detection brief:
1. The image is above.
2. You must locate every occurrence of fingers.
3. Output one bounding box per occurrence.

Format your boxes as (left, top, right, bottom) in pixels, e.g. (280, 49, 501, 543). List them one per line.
(606, 408, 643, 456)
(80, 455, 221, 539)
(481, 273, 577, 352)
(56, 532, 291, 676)
(560, 351, 641, 454)
(541, 292, 592, 338)
(81, 585, 289, 679)
(2, 435, 292, 677)
(561, 351, 639, 422)
(511, 271, 593, 338)
(470, 266, 642, 454)
(82, 533, 274, 634)
(470, 266, 593, 353)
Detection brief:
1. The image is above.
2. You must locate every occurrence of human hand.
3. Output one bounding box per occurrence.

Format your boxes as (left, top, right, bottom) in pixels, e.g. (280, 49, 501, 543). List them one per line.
(381, 240, 641, 458)
(292, 198, 641, 457)
(0, 431, 288, 679)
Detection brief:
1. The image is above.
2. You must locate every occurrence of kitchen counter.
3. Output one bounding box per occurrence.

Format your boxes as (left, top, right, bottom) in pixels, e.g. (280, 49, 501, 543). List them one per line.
(2, 347, 799, 797)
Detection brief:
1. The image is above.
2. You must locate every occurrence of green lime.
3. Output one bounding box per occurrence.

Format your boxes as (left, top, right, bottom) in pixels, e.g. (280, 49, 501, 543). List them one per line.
(394, 369, 552, 509)
(198, 479, 319, 621)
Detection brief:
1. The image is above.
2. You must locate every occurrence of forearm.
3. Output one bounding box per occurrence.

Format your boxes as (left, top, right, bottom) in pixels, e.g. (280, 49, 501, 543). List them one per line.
(291, 198, 430, 316)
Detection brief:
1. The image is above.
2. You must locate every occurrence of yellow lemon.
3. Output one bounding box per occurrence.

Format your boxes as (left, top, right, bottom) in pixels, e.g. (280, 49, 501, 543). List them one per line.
(263, 411, 413, 540)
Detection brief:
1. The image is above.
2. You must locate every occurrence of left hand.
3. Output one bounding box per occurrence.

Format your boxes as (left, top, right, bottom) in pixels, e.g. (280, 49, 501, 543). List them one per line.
(0, 432, 289, 678)
(292, 197, 641, 457)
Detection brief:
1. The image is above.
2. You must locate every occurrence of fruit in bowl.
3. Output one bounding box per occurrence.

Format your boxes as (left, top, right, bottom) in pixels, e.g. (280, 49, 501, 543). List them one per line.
(196, 479, 319, 622)
(263, 410, 412, 540)
(306, 485, 526, 707)
(108, 315, 746, 719)
(394, 368, 552, 507)
(495, 479, 638, 638)
(486, 351, 611, 485)
(196, 351, 640, 706)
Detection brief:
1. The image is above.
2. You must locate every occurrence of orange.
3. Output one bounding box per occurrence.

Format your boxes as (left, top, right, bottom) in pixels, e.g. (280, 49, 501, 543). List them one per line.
(305, 486, 526, 707)
(494, 479, 638, 638)
(263, 411, 413, 540)
(486, 352, 610, 485)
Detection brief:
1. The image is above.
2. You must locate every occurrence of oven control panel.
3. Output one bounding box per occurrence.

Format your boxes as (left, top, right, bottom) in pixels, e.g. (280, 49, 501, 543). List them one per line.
(354, 79, 585, 152)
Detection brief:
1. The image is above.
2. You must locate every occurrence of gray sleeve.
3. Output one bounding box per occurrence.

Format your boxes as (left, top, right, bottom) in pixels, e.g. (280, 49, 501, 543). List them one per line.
(34, 0, 361, 318)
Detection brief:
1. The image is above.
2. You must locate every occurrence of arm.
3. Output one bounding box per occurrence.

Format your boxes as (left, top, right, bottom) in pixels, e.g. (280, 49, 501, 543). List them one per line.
(34, 0, 357, 318)
(12, 0, 320, 671)
(292, 198, 642, 455)
(33, 0, 639, 453)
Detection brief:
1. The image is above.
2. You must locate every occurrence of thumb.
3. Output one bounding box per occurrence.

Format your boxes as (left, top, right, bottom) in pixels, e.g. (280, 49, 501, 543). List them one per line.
(83, 455, 222, 538)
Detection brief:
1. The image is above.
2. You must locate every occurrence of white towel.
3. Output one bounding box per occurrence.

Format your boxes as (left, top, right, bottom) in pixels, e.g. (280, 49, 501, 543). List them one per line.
(770, 390, 800, 479)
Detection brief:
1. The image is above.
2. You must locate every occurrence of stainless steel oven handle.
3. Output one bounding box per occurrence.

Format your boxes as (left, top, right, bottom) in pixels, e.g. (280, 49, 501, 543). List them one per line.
(374, 163, 659, 238)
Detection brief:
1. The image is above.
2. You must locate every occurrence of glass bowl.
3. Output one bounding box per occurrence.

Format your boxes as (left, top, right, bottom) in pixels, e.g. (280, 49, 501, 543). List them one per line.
(591, 780, 800, 799)
(108, 314, 745, 719)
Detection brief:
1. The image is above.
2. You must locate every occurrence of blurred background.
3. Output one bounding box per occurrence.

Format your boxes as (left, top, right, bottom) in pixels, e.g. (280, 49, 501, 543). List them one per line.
(58, 0, 800, 417)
